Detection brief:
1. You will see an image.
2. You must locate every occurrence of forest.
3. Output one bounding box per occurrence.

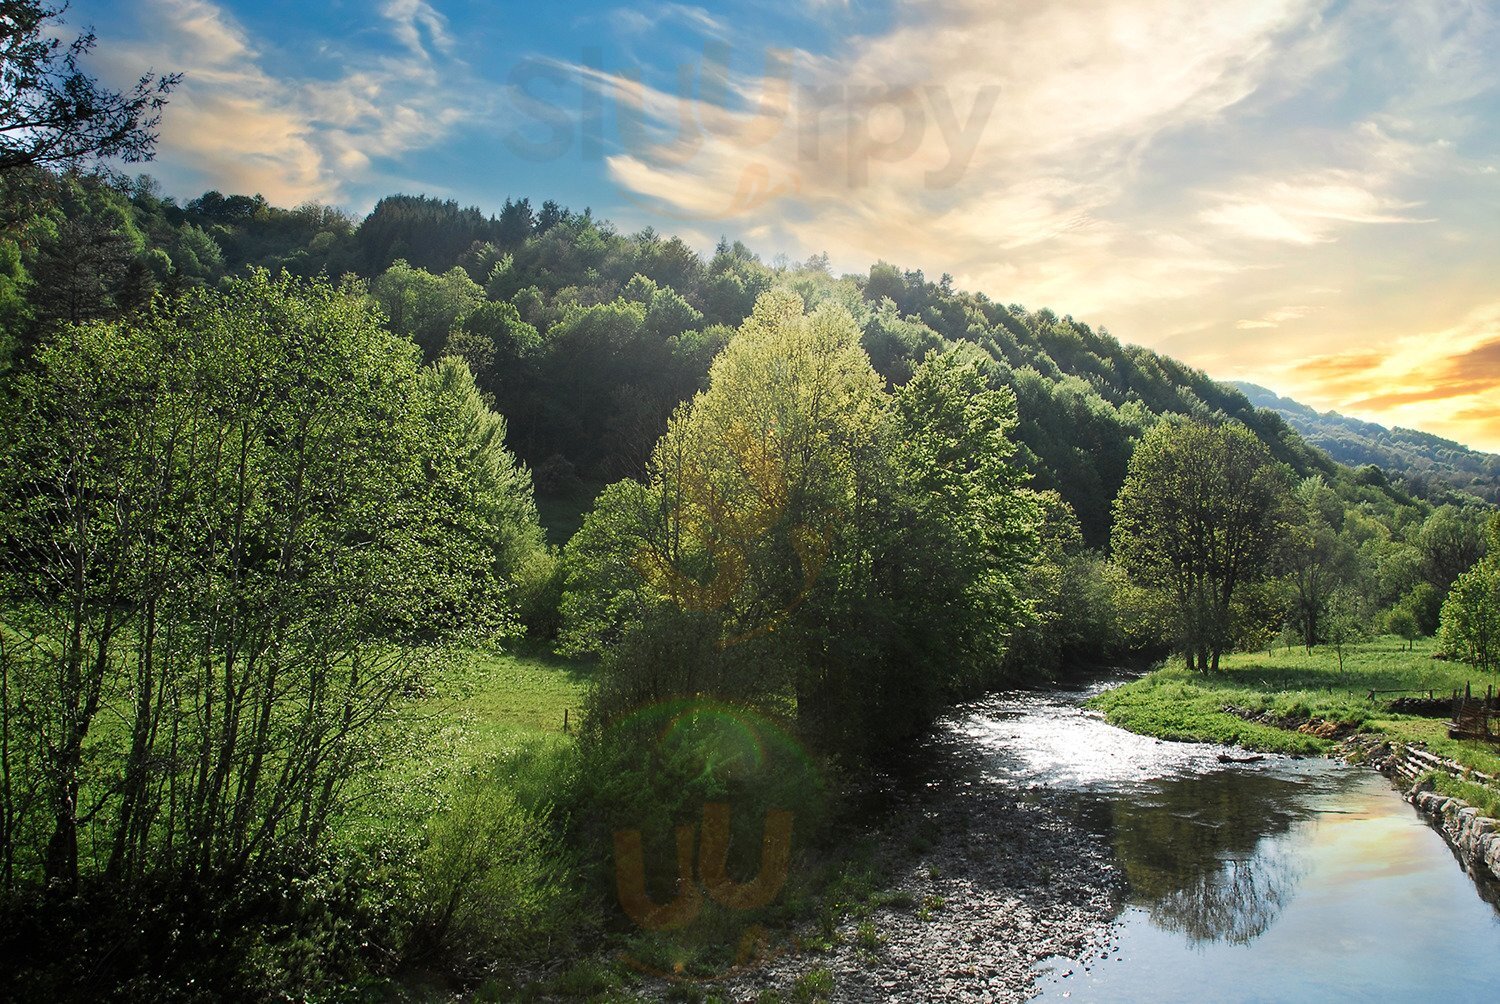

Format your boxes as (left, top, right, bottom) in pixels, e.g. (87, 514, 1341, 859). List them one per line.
(0, 160, 1497, 998)
(1234, 381, 1500, 506)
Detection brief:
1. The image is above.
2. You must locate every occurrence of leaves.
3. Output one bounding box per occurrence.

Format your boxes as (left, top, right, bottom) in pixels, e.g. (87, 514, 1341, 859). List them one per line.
(1113, 418, 1295, 669)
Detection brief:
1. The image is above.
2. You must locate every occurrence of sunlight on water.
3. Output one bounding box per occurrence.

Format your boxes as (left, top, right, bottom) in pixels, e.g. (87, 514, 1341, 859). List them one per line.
(942, 680, 1500, 1003)
(953, 688, 1233, 790)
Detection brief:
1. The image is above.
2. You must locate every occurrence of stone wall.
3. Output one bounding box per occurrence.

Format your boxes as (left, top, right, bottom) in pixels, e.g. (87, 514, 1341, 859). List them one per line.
(1409, 789, 1500, 882)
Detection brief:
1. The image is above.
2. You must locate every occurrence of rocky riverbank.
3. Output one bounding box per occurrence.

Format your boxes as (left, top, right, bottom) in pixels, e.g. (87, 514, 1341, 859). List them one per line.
(630, 726, 1125, 1003)
(1346, 736, 1500, 889)
(731, 792, 1119, 999)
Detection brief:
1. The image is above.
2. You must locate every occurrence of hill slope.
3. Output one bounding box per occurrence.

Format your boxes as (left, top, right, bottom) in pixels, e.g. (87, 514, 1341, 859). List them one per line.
(0, 173, 1429, 545)
(1233, 382, 1500, 505)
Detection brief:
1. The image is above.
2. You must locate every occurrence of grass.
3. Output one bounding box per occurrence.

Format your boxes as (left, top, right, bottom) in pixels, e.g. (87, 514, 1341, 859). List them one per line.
(1092, 636, 1500, 777)
(791, 968, 834, 1002)
(439, 643, 596, 760)
(1427, 771, 1500, 818)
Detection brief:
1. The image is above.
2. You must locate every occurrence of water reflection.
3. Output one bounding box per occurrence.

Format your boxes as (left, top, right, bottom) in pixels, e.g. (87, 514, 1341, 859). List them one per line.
(950, 683, 1500, 1002)
(955, 687, 1328, 947)
(1107, 772, 1313, 946)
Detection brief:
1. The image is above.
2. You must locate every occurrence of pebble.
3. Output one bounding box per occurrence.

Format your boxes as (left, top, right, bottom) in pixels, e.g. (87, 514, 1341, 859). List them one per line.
(639, 731, 1127, 1002)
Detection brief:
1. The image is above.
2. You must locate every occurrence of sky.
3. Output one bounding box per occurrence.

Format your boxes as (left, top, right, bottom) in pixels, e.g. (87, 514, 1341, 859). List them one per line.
(70, 0, 1500, 452)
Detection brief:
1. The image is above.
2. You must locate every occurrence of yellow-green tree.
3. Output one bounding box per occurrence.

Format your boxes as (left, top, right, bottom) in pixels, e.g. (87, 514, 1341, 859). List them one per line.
(563, 291, 1041, 747)
(560, 289, 882, 694)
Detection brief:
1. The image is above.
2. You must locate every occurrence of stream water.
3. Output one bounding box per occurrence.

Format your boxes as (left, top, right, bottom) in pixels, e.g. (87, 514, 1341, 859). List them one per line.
(943, 677, 1500, 1002)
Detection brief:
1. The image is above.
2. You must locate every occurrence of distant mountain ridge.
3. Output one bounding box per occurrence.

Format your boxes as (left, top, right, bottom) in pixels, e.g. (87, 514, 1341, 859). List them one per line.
(1232, 382, 1500, 505)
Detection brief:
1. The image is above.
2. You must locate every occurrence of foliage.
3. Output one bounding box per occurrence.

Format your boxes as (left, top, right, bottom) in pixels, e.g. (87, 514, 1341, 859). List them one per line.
(369, 258, 485, 360)
(561, 293, 1040, 752)
(1001, 490, 1140, 675)
(1324, 588, 1365, 674)
(1382, 606, 1420, 649)
(0, 1, 179, 171)
(0, 271, 541, 934)
(1438, 515, 1500, 672)
(1417, 504, 1490, 594)
(408, 765, 581, 972)
(1284, 476, 1359, 651)
(1112, 418, 1296, 671)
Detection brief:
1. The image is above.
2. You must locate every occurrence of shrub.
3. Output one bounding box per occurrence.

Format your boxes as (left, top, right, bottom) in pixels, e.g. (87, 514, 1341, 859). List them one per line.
(408, 762, 583, 971)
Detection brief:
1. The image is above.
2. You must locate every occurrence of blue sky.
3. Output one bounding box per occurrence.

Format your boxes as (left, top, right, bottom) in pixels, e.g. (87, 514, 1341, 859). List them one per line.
(72, 0, 1500, 451)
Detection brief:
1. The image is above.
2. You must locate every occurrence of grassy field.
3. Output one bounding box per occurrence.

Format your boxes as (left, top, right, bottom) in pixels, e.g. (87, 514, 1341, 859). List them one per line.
(1091, 636, 1500, 776)
(437, 644, 596, 761)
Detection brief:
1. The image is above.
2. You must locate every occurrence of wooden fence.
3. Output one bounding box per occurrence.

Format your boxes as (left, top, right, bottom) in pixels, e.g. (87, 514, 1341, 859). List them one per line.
(1450, 683, 1500, 743)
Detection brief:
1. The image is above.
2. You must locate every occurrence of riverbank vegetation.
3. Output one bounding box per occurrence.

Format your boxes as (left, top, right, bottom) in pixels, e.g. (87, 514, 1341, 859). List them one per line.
(1093, 637, 1500, 774)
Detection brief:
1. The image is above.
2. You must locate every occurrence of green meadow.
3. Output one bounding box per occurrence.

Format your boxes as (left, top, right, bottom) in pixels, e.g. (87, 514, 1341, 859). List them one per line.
(1093, 636, 1500, 778)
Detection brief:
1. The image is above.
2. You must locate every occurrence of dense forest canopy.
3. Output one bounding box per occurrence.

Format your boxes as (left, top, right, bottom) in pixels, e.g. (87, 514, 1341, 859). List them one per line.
(1, 167, 1491, 657)
(5, 170, 1460, 544)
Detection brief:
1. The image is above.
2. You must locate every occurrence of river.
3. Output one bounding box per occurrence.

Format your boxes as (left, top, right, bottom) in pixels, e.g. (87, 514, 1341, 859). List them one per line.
(953, 677, 1500, 1002)
(708, 673, 1500, 1002)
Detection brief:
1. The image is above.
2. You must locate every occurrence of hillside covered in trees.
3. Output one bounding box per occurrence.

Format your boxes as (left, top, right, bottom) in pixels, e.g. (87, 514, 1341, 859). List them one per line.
(1, 171, 1368, 545)
(1234, 382, 1500, 506)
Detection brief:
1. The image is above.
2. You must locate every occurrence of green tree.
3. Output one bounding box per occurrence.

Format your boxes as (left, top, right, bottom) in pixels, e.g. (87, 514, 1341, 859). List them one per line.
(1384, 606, 1420, 650)
(1324, 588, 1364, 674)
(1417, 504, 1487, 596)
(0, 237, 30, 370)
(875, 351, 1039, 702)
(369, 259, 485, 359)
(1395, 581, 1443, 636)
(29, 178, 148, 326)
(563, 296, 1040, 750)
(1438, 515, 1500, 672)
(0, 271, 531, 895)
(1285, 476, 1358, 650)
(1112, 419, 1295, 671)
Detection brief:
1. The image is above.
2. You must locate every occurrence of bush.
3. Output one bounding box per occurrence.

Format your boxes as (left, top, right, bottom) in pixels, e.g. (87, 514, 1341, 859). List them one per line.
(0, 846, 416, 1002)
(565, 690, 837, 977)
(515, 545, 567, 639)
(408, 760, 584, 973)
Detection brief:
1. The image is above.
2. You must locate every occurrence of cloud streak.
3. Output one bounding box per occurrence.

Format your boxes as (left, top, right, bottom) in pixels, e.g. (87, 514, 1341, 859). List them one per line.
(96, 0, 488, 205)
(1285, 302, 1500, 451)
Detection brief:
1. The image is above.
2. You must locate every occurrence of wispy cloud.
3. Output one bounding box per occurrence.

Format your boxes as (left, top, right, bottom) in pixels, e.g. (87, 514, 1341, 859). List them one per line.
(1200, 175, 1429, 245)
(1236, 305, 1310, 330)
(1284, 301, 1500, 450)
(381, 0, 455, 60)
(96, 0, 487, 205)
(609, 3, 727, 38)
